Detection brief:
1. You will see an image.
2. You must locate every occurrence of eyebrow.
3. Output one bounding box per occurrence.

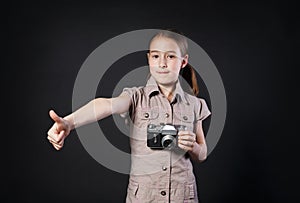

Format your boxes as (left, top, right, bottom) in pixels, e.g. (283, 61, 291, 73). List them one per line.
(149, 50, 177, 54)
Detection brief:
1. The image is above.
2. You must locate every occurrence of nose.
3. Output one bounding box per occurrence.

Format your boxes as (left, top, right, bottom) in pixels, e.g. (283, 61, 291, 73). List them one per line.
(159, 57, 167, 69)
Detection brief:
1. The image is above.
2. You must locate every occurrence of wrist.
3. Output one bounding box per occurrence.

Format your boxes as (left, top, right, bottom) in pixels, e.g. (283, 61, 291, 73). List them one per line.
(63, 114, 75, 131)
(197, 143, 207, 161)
(188, 142, 207, 162)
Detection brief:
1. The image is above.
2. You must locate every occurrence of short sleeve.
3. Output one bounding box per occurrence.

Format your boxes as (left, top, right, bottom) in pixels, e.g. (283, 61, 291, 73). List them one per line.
(195, 98, 211, 121)
(119, 87, 139, 123)
(121, 87, 137, 99)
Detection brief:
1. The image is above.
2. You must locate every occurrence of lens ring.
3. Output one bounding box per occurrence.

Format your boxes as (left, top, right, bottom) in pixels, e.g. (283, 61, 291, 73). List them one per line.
(162, 135, 176, 148)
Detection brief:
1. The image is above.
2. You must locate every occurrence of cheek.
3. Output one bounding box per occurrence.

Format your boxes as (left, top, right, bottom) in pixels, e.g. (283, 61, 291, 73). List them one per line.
(148, 61, 155, 68)
(149, 65, 156, 75)
(148, 60, 153, 67)
(169, 62, 182, 72)
(148, 59, 157, 67)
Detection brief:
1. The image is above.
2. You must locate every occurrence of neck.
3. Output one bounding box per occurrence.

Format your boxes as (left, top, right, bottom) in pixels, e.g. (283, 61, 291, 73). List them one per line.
(158, 83, 176, 102)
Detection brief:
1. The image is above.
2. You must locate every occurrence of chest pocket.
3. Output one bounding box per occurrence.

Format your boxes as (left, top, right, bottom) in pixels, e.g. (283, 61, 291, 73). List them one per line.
(134, 107, 160, 128)
(174, 111, 194, 131)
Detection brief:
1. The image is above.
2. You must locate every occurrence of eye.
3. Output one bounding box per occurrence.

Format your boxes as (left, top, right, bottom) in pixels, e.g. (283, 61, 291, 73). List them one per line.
(151, 54, 159, 59)
(167, 55, 176, 59)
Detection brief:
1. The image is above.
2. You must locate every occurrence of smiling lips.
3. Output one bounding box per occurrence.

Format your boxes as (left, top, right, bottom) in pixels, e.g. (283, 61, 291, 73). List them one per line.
(156, 71, 169, 74)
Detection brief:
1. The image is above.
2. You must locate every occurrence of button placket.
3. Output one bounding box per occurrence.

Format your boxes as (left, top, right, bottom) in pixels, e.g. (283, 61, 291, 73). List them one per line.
(160, 94, 173, 124)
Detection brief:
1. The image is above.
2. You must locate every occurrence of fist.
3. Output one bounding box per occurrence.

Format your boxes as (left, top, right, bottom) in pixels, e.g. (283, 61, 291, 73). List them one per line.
(177, 130, 196, 151)
(47, 110, 71, 150)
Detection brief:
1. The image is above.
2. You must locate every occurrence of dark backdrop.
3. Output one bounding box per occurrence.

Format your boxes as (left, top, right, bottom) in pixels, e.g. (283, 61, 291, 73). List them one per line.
(5, 1, 298, 203)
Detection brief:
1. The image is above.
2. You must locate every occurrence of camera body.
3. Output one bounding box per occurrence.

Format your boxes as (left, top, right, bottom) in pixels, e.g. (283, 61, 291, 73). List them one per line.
(147, 123, 187, 149)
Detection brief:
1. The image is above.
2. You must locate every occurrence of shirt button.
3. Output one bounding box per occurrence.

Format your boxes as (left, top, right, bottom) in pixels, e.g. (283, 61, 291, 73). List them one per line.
(165, 113, 169, 118)
(144, 113, 149, 118)
(161, 191, 166, 196)
(162, 166, 167, 171)
(183, 116, 188, 120)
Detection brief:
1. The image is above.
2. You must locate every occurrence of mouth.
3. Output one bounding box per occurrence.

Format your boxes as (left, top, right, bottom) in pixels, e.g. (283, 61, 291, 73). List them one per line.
(156, 71, 169, 74)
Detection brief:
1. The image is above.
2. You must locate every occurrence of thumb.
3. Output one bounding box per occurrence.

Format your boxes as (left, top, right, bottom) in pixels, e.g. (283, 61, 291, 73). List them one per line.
(49, 110, 62, 123)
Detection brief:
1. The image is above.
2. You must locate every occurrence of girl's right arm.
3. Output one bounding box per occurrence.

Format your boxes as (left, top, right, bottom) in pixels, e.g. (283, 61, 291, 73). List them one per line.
(47, 93, 131, 150)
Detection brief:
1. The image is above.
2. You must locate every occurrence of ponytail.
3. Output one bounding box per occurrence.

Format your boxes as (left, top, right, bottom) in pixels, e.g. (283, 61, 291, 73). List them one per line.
(180, 64, 199, 96)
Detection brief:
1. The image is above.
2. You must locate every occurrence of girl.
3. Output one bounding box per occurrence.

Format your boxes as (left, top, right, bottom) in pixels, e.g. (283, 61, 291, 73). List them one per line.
(47, 30, 211, 202)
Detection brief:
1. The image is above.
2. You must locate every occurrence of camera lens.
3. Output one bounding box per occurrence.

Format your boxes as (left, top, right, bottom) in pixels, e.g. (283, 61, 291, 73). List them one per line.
(162, 135, 176, 149)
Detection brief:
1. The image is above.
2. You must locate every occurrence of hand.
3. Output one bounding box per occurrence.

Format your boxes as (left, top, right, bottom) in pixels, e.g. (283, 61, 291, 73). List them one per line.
(47, 110, 71, 150)
(177, 130, 197, 152)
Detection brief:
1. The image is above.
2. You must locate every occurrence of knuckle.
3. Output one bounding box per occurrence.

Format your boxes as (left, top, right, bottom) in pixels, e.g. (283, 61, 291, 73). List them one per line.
(47, 131, 53, 136)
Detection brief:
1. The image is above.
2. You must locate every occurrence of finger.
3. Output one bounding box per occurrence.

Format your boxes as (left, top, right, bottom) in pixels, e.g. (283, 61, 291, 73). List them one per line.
(49, 139, 59, 147)
(178, 143, 192, 151)
(49, 110, 62, 123)
(47, 135, 64, 146)
(47, 126, 58, 139)
(47, 135, 56, 143)
(56, 130, 65, 143)
(47, 128, 60, 143)
(57, 137, 64, 146)
(178, 131, 196, 141)
(178, 139, 195, 147)
(53, 144, 62, 150)
(50, 124, 67, 141)
(178, 131, 195, 137)
(48, 137, 59, 145)
(178, 135, 196, 142)
(49, 139, 63, 150)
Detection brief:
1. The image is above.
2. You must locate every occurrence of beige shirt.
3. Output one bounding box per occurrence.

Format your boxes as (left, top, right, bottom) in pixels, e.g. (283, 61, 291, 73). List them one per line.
(122, 76, 211, 203)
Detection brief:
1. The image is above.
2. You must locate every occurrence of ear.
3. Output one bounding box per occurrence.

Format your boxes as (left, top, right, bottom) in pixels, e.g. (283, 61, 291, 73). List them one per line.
(181, 54, 189, 68)
(147, 52, 150, 63)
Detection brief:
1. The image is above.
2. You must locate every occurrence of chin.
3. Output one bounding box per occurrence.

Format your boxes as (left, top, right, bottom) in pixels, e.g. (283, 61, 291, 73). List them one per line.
(157, 79, 177, 86)
(151, 74, 177, 85)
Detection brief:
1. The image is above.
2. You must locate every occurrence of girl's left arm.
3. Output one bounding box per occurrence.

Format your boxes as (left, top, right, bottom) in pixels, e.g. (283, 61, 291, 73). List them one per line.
(190, 120, 207, 162)
(178, 121, 207, 162)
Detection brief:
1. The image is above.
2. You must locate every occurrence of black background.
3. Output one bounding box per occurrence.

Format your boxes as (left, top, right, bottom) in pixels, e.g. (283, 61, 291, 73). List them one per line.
(5, 1, 298, 203)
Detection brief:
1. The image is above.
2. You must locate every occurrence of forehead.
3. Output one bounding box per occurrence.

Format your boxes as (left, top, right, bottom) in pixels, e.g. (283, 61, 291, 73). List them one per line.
(149, 36, 181, 53)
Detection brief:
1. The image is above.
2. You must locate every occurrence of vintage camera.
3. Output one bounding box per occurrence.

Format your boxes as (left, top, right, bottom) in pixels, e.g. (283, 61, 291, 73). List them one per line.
(147, 124, 187, 149)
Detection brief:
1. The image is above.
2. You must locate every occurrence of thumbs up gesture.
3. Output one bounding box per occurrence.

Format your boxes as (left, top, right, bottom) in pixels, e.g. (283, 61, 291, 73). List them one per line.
(47, 110, 71, 150)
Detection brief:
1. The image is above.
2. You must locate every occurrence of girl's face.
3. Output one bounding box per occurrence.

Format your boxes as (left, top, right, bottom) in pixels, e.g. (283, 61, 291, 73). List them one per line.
(147, 36, 188, 87)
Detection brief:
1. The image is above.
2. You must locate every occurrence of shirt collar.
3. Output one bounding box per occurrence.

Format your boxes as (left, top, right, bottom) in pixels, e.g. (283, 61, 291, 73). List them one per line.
(145, 75, 189, 104)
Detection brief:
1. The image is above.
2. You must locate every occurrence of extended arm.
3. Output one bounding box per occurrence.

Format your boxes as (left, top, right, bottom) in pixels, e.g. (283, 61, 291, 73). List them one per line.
(65, 94, 131, 129)
(47, 93, 131, 150)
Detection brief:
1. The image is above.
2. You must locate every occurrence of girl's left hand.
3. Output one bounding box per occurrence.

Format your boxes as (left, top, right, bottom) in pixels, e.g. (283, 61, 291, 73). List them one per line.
(177, 131, 197, 151)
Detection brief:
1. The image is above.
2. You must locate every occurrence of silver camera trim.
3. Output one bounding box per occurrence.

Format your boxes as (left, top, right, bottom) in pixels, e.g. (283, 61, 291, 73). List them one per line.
(161, 134, 177, 149)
